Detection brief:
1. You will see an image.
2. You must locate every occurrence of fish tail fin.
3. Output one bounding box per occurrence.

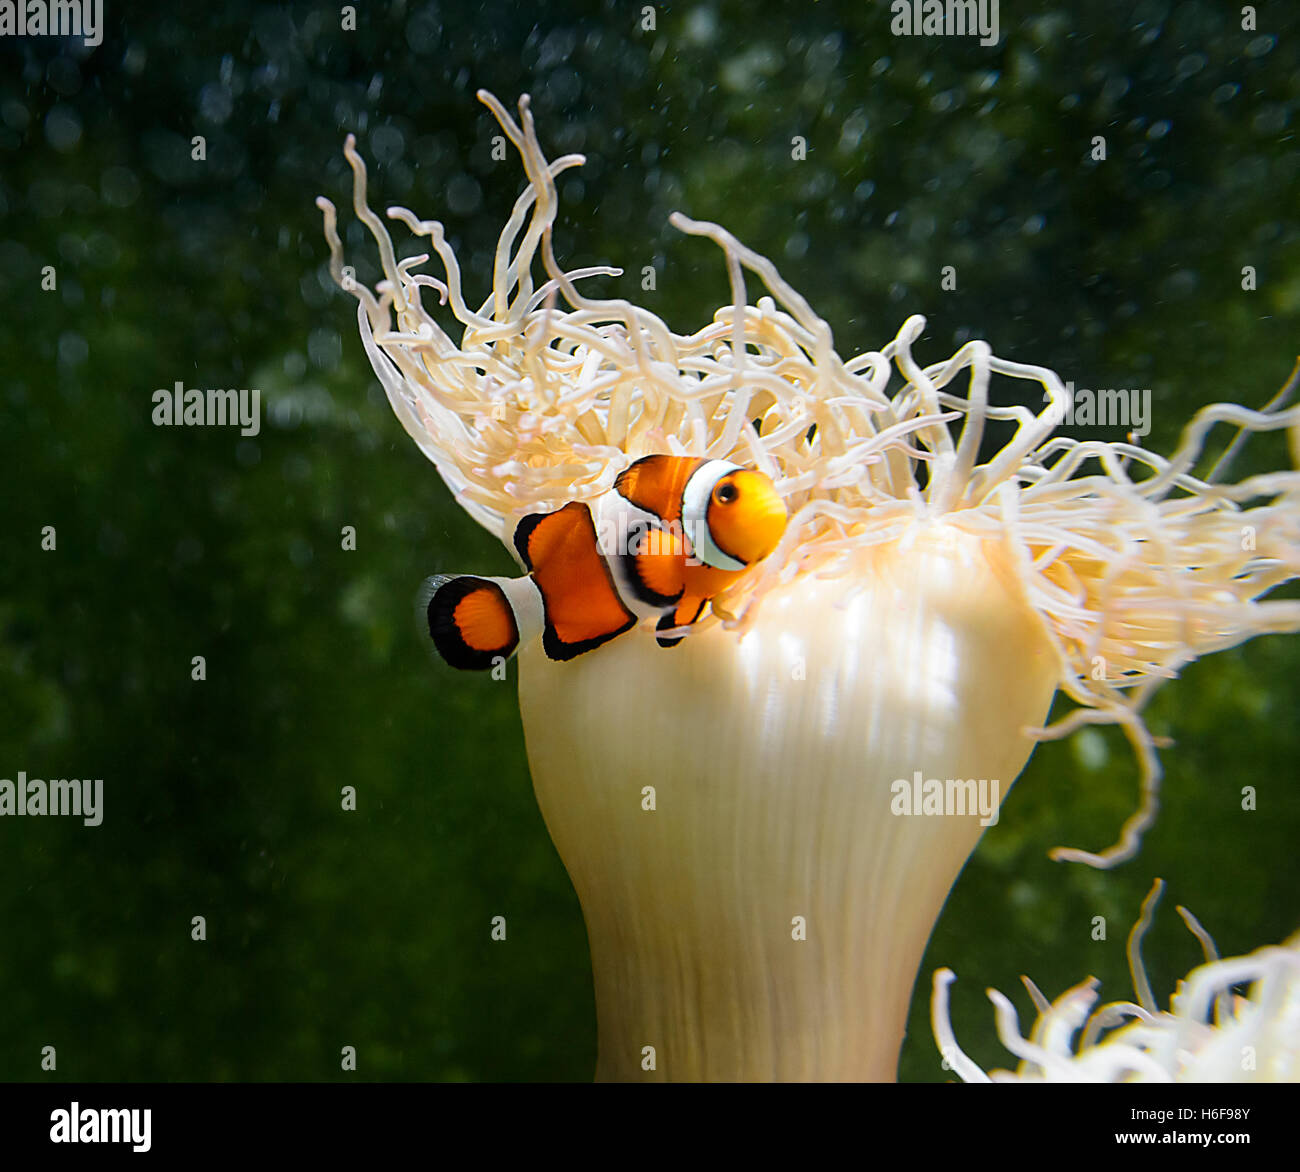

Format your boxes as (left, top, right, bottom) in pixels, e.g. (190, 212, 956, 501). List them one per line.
(418, 574, 543, 671)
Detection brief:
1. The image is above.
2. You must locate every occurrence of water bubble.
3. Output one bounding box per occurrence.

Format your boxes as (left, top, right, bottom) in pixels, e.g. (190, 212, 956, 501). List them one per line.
(306, 390, 335, 425)
(1, 99, 30, 131)
(307, 328, 341, 372)
(1161, 269, 1198, 298)
(1251, 220, 1282, 245)
(58, 232, 88, 263)
(252, 7, 294, 53)
(58, 331, 88, 366)
(1100, 76, 1130, 105)
(538, 27, 578, 69)
(908, 214, 936, 243)
(199, 83, 234, 125)
(405, 7, 442, 54)
(561, 176, 584, 205)
(46, 56, 82, 96)
(175, 537, 205, 565)
(806, 33, 842, 77)
(288, 537, 314, 568)
(300, 269, 330, 310)
(445, 173, 482, 216)
(122, 42, 146, 75)
(100, 165, 140, 208)
(838, 109, 869, 153)
(45, 106, 83, 153)
(86, 231, 121, 267)
(544, 66, 581, 106)
(1253, 104, 1289, 135)
(97, 523, 126, 559)
(1072, 728, 1109, 771)
(369, 124, 405, 165)
(683, 8, 717, 46)
(271, 396, 304, 429)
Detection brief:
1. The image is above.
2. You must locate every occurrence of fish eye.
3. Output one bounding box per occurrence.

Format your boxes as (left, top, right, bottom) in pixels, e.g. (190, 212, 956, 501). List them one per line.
(714, 481, 739, 505)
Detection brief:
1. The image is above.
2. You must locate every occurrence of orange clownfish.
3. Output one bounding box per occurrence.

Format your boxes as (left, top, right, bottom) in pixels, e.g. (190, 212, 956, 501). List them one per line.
(421, 455, 789, 669)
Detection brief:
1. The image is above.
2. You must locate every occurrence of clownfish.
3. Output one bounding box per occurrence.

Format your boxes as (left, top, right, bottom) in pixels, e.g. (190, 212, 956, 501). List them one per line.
(420, 455, 789, 669)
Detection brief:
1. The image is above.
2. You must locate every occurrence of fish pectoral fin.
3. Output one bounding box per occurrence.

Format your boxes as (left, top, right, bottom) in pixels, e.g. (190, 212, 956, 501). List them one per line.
(627, 527, 686, 606)
(655, 595, 708, 648)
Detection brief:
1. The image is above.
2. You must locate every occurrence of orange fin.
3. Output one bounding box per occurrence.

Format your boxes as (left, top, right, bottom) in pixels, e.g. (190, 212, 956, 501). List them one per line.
(421, 575, 520, 671)
(514, 502, 636, 660)
(626, 525, 686, 607)
(614, 455, 703, 524)
(655, 595, 707, 648)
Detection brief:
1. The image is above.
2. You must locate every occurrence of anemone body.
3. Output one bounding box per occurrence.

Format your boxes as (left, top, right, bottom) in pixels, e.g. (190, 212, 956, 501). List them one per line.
(522, 526, 1058, 1079)
(318, 91, 1300, 1082)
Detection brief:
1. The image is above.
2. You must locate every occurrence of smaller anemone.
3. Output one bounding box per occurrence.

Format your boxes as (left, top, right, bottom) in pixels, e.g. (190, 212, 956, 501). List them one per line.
(932, 879, 1300, 1082)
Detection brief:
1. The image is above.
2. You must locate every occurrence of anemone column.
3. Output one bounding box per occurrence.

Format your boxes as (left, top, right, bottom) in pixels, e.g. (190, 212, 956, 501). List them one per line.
(521, 526, 1059, 1080)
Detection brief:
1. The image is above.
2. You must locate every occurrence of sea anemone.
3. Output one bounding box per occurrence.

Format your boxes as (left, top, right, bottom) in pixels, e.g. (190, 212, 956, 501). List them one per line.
(932, 880, 1300, 1081)
(317, 92, 1300, 1080)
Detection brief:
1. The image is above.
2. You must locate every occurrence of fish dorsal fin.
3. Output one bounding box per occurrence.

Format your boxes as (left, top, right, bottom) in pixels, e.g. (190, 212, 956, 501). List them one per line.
(614, 455, 704, 524)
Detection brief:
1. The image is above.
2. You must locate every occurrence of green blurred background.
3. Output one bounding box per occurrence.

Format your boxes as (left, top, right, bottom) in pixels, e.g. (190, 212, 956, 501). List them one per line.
(1, 0, 1296, 1081)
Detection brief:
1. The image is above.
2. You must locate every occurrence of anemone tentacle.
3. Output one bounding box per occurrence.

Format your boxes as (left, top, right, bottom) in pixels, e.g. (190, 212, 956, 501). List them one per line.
(933, 880, 1300, 1082)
